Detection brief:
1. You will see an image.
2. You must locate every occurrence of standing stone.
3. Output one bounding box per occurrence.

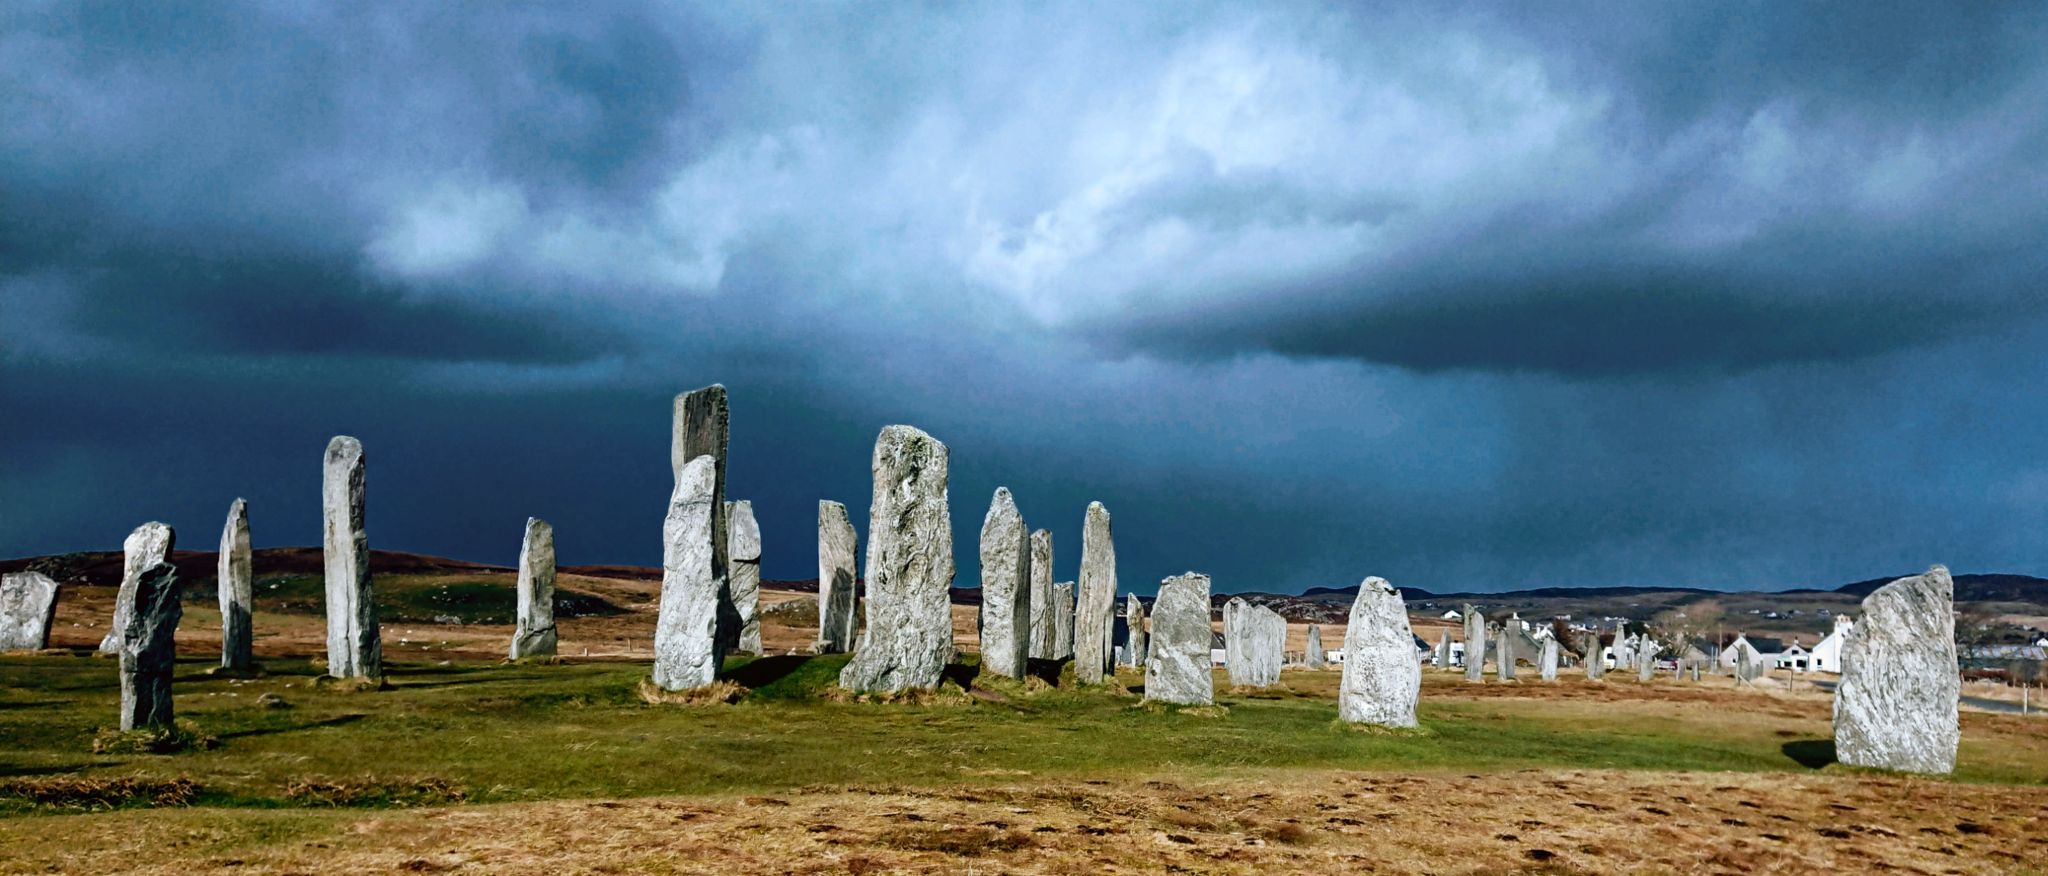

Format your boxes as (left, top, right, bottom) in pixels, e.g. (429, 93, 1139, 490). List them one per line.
(654, 456, 722, 689)
(1027, 529, 1054, 659)
(815, 500, 859, 654)
(1637, 637, 1661, 682)
(1435, 629, 1452, 670)
(1337, 576, 1419, 728)
(1125, 593, 1148, 668)
(1224, 599, 1284, 687)
(1496, 626, 1516, 681)
(1305, 624, 1327, 669)
(509, 517, 557, 659)
(1539, 637, 1559, 681)
(1074, 502, 1117, 684)
(673, 385, 737, 652)
(1835, 567, 1960, 774)
(1463, 606, 1486, 682)
(728, 500, 763, 655)
(323, 437, 380, 680)
(100, 522, 174, 654)
(118, 526, 181, 731)
(1052, 582, 1076, 659)
(1583, 630, 1605, 680)
(1144, 572, 1213, 705)
(1614, 630, 1635, 670)
(0, 572, 60, 652)
(839, 426, 954, 693)
(217, 499, 254, 671)
(977, 487, 1031, 679)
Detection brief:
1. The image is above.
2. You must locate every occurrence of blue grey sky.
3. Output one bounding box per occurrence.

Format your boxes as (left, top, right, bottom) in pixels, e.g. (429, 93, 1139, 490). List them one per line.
(4, 2, 2046, 594)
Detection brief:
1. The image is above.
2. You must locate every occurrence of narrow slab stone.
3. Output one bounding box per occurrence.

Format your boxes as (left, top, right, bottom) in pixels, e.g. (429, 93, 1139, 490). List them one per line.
(1125, 593, 1148, 668)
(673, 385, 736, 652)
(1463, 606, 1486, 682)
(323, 437, 381, 680)
(1834, 566, 1960, 774)
(1073, 502, 1116, 684)
(1305, 624, 1327, 669)
(100, 521, 174, 654)
(839, 426, 954, 693)
(217, 498, 254, 671)
(654, 455, 722, 689)
(977, 487, 1031, 679)
(729, 500, 762, 655)
(1144, 572, 1213, 705)
(1027, 529, 1054, 660)
(1052, 582, 1076, 659)
(1435, 629, 1451, 670)
(1539, 637, 1559, 681)
(1637, 637, 1661, 682)
(1584, 630, 1605, 680)
(1338, 576, 1419, 727)
(0, 572, 60, 652)
(1224, 599, 1284, 687)
(1496, 626, 1516, 681)
(118, 525, 182, 731)
(815, 500, 858, 654)
(509, 517, 557, 659)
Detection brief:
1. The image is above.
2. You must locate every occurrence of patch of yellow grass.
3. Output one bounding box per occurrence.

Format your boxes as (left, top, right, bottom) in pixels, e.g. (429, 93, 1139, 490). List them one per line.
(636, 678, 747, 705)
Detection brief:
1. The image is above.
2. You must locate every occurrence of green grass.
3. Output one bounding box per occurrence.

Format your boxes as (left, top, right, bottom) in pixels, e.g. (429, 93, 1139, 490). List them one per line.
(2, 654, 2041, 818)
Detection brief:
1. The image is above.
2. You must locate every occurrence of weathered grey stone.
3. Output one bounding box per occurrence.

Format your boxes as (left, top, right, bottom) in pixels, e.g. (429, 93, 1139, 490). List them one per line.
(839, 426, 955, 693)
(1125, 593, 1148, 668)
(654, 455, 723, 690)
(977, 487, 1031, 679)
(1539, 637, 1559, 681)
(1834, 566, 1959, 774)
(100, 521, 174, 654)
(1435, 629, 1451, 670)
(0, 572, 60, 652)
(1584, 630, 1605, 680)
(1463, 606, 1486, 682)
(1144, 572, 1213, 705)
(1223, 598, 1284, 687)
(1614, 632, 1635, 671)
(1027, 529, 1054, 660)
(217, 499, 254, 671)
(815, 500, 858, 654)
(729, 500, 762, 655)
(1637, 637, 1661, 682)
(1496, 626, 1516, 681)
(673, 386, 737, 653)
(323, 437, 381, 680)
(509, 517, 557, 659)
(1305, 624, 1327, 669)
(118, 526, 181, 731)
(1337, 576, 1419, 727)
(1073, 502, 1116, 684)
(1052, 582, 1076, 659)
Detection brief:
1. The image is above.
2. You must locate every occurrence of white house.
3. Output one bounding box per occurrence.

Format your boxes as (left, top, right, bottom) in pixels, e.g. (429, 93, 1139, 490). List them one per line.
(1440, 609, 1464, 621)
(1719, 634, 1781, 670)
(1808, 615, 1855, 674)
(1775, 641, 1811, 672)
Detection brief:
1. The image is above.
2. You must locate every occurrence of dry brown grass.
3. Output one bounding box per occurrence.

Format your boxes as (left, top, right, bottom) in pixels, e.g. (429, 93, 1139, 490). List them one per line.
(635, 678, 748, 705)
(283, 776, 467, 808)
(0, 775, 202, 811)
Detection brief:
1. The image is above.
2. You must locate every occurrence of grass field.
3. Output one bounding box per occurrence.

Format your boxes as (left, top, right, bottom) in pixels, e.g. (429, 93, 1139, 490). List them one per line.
(3, 652, 2045, 874)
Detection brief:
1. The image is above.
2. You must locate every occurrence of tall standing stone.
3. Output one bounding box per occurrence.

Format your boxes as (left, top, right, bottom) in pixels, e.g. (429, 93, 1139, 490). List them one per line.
(1463, 606, 1486, 682)
(1834, 566, 1959, 774)
(1224, 599, 1284, 687)
(323, 437, 380, 680)
(509, 517, 557, 659)
(673, 386, 736, 652)
(654, 455, 722, 690)
(1144, 572, 1213, 705)
(1052, 582, 1076, 659)
(0, 572, 60, 652)
(1539, 637, 1559, 681)
(1583, 630, 1605, 680)
(839, 426, 954, 693)
(729, 500, 763, 655)
(816, 500, 859, 654)
(1125, 593, 1148, 668)
(1074, 502, 1117, 684)
(1435, 629, 1452, 669)
(977, 487, 1031, 679)
(1305, 624, 1327, 669)
(1496, 626, 1516, 681)
(217, 499, 254, 671)
(1637, 637, 1661, 682)
(100, 521, 174, 654)
(118, 525, 181, 731)
(1027, 530, 1054, 659)
(1338, 576, 1419, 728)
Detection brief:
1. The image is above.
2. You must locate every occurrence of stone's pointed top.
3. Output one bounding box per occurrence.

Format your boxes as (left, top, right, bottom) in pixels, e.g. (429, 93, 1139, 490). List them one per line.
(820, 498, 847, 514)
(1033, 527, 1050, 537)
(326, 435, 363, 458)
(527, 516, 549, 529)
(1361, 576, 1396, 594)
(1086, 500, 1109, 517)
(228, 497, 247, 513)
(986, 487, 1019, 519)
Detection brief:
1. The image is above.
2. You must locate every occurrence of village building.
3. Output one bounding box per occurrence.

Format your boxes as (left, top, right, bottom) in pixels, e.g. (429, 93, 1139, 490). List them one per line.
(1808, 614, 1855, 674)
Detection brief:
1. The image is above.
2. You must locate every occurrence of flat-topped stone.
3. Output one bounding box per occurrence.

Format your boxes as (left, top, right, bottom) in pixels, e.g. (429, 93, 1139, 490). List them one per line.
(0, 572, 60, 652)
(1144, 572, 1213, 705)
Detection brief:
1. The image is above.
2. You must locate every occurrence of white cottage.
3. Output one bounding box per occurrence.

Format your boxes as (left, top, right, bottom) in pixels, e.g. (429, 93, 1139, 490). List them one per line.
(1807, 615, 1855, 674)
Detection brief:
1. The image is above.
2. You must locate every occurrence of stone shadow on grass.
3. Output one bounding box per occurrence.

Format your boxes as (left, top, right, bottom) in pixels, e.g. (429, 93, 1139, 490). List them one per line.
(942, 662, 979, 693)
(1024, 657, 1064, 687)
(217, 713, 367, 741)
(1782, 739, 1838, 769)
(723, 655, 812, 689)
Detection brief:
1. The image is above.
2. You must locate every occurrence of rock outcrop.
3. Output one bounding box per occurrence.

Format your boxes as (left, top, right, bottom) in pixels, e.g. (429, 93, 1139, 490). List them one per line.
(510, 517, 557, 659)
(839, 426, 955, 693)
(1144, 572, 1213, 705)
(323, 437, 381, 680)
(1834, 566, 1960, 775)
(1337, 576, 1419, 728)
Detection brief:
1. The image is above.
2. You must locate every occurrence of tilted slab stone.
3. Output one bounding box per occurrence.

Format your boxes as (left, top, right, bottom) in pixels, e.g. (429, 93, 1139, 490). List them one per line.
(1539, 637, 1559, 681)
(673, 386, 737, 653)
(1834, 566, 1959, 774)
(1338, 576, 1419, 727)
(839, 426, 955, 693)
(1463, 606, 1486, 682)
(1144, 572, 1213, 705)
(1305, 624, 1327, 669)
(654, 455, 723, 690)
(218, 499, 254, 670)
(1027, 529, 1054, 660)
(815, 500, 859, 654)
(119, 527, 182, 731)
(729, 500, 763, 655)
(1125, 593, 1148, 668)
(323, 436, 381, 680)
(100, 521, 173, 654)
(0, 571, 60, 652)
(510, 517, 558, 659)
(1073, 502, 1117, 684)
(977, 487, 1031, 679)
(1052, 582, 1076, 659)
